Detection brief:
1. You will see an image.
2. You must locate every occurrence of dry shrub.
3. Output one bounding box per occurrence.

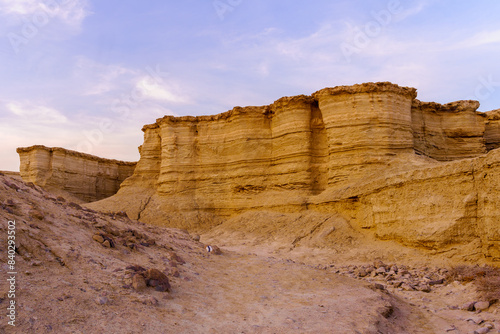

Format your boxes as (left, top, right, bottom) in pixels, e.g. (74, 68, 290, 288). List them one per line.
(447, 265, 500, 303)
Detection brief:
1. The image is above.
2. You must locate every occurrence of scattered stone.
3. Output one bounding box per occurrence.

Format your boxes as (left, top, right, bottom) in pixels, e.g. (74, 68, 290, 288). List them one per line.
(144, 269, 171, 292)
(417, 284, 431, 293)
(474, 301, 490, 311)
(358, 268, 368, 277)
(378, 304, 394, 318)
(30, 209, 44, 220)
(95, 296, 109, 305)
(5, 181, 20, 191)
(373, 283, 385, 290)
(401, 283, 415, 291)
(68, 202, 83, 210)
(144, 296, 159, 306)
(373, 260, 385, 268)
(166, 251, 185, 264)
(192, 234, 201, 242)
(484, 323, 494, 329)
(92, 234, 105, 243)
(132, 274, 147, 291)
(474, 327, 490, 334)
(467, 316, 484, 325)
(429, 278, 445, 286)
(126, 265, 146, 273)
(92, 233, 116, 248)
(169, 267, 180, 278)
(462, 302, 476, 311)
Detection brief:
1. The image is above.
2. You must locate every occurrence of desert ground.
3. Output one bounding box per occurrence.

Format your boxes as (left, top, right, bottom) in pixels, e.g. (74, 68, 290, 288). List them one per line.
(1, 172, 498, 333)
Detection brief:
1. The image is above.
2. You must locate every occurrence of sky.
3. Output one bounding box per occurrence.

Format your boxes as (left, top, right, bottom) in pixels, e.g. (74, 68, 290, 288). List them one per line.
(1, 0, 500, 171)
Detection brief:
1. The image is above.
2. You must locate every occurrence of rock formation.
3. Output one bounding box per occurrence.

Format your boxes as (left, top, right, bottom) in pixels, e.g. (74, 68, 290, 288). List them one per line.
(17, 145, 136, 202)
(485, 108, 500, 151)
(20, 82, 500, 262)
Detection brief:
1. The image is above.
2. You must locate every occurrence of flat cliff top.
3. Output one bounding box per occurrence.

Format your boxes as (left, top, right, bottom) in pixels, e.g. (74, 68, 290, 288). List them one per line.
(16, 145, 137, 166)
(487, 108, 500, 120)
(312, 81, 417, 99)
(412, 99, 482, 113)
(142, 81, 417, 130)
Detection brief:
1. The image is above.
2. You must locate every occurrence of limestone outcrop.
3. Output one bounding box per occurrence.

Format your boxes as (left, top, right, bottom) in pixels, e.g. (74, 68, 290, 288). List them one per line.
(485, 109, 500, 151)
(69, 82, 500, 261)
(17, 145, 136, 202)
(411, 100, 487, 161)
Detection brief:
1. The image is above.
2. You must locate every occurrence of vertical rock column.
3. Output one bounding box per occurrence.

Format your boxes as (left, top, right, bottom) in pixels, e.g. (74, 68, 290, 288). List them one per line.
(313, 82, 416, 186)
(156, 108, 274, 212)
(120, 124, 162, 188)
(485, 109, 500, 152)
(270, 95, 321, 192)
(18, 146, 53, 185)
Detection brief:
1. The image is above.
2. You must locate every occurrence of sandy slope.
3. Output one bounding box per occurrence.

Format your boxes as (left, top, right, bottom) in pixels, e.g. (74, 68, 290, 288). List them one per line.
(0, 173, 498, 333)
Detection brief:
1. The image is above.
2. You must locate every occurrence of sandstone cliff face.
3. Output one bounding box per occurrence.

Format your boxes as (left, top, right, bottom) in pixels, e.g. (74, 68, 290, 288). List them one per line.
(83, 82, 500, 262)
(17, 145, 136, 202)
(485, 109, 500, 151)
(411, 100, 486, 161)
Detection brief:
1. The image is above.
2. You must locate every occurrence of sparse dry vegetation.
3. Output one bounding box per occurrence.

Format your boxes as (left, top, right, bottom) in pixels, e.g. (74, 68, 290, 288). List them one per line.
(447, 265, 500, 303)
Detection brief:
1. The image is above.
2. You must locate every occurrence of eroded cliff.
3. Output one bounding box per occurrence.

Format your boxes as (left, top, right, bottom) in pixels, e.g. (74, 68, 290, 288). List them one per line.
(17, 145, 136, 202)
(40, 82, 500, 262)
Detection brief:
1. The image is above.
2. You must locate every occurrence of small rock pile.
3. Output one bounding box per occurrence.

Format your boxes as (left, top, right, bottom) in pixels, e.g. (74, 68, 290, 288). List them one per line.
(92, 233, 115, 248)
(123, 265, 171, 292)
(91, 222, 157, 251)
(326, 261, 448, 293)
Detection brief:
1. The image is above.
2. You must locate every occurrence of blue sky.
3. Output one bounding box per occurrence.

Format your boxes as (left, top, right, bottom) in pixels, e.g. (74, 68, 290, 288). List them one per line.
(1, 0, 500, 171)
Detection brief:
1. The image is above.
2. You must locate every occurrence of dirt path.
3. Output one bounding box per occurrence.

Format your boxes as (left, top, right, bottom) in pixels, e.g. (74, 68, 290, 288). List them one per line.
(167, 249, 434, 334)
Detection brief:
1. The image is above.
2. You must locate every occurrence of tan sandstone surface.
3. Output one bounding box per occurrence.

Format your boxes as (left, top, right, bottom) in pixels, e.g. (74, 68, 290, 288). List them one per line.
(80, 82, 500, 264)
(17, 145, 136, 203)
(1, 173, 499, 333)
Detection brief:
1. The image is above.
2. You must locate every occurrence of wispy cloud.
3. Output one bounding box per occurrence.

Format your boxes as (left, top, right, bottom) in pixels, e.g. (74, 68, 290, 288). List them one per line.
(393, 0, 427, 22)
(0, 0, 91, 29)
(5, 101, 67, 124)
(136, 77, 189, 103)
(457, 29, 500, 48)
(75, 57, 137, 96)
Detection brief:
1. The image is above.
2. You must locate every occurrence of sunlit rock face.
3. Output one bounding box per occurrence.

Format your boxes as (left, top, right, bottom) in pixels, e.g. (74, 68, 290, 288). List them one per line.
(17, 145, 136, 202)
(20, 82, 500, 260)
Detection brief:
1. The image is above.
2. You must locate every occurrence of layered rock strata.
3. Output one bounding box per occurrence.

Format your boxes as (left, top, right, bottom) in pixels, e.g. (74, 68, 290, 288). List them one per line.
(411, 100, 487, 161)
(485, 109, 500, 151)
(42, 82, 500, 261)
(17, 145, 136, 202)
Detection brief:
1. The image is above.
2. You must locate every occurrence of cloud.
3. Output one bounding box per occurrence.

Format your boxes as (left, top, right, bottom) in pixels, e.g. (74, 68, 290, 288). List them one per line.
(136, 77, 189, 104)
(393, 0, 427, 22)
(458, 29, 500, 48)
(75, 57, 137, 96)
(0, 0, 91, 30)
(5, 101, 67, 123)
